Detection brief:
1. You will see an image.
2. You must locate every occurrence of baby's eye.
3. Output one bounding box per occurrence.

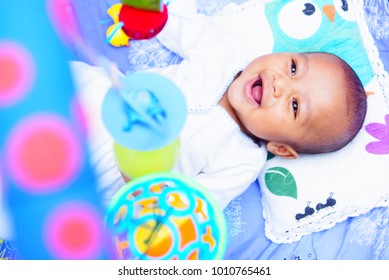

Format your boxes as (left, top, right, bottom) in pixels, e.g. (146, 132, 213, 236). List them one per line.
(291, 60, 297, 76)
(292, 97, 298, 118)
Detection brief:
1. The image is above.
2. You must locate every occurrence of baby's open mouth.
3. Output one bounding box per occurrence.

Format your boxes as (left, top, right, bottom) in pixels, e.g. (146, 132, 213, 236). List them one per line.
(251, 76, 263, 105)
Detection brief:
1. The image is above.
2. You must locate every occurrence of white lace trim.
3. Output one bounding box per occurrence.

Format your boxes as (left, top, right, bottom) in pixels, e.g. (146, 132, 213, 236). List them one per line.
(352, 0, 389, 107)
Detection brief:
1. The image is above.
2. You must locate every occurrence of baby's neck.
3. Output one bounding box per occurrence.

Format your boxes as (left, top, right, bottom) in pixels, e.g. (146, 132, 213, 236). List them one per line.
(218, 93, 239, 123)
(218, 93, 258, 141)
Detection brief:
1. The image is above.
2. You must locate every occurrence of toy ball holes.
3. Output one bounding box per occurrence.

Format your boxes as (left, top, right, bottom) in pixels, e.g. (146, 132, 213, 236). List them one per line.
(119, 4, 168, 39)
(105, 173, 226, 260)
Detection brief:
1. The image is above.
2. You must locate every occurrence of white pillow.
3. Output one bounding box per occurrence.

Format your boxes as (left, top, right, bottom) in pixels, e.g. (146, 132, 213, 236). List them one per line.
(256, 0, 389, 243)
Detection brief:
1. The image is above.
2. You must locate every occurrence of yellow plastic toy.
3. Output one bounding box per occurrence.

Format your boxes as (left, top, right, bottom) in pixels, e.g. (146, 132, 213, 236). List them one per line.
(106, 4, 131, 47)
(107, 3, 122, 23)
(106, 22, 130, 47)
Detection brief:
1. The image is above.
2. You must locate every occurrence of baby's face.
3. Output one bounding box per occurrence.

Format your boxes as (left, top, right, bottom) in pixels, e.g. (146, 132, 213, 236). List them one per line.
(227, 52, 348, 148)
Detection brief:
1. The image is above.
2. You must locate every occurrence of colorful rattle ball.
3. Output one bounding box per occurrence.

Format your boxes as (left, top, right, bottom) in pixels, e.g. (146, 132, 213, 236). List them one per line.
(105, 172, 227, 260)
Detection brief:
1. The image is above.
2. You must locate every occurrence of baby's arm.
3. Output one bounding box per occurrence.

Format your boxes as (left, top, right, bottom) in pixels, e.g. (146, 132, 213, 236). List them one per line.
(158, 0, 273, 63)
(194, 165, 261, 210)
(157, 0, 223, 59)
(70, 61, 126, 205)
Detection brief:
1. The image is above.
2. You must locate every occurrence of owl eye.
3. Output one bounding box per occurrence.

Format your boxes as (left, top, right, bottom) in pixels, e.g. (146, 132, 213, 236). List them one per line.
(334, 0, 356, 22)
(278, 0, 322, 39)
(302, 3, 315, 15)
(341, 0, 349, 11)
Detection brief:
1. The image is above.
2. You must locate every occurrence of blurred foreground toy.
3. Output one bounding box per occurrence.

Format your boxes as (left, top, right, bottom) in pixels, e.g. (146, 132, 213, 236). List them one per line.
(0, 0, 109, 259)
(102, 72, 186, 180)
(105, 1, 168, 47)
(105, 173, 226, 260)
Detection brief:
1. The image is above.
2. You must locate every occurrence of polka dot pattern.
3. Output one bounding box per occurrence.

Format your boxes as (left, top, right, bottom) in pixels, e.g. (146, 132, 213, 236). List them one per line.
(5, 114, 82, 193)
(43, 202, 103, 259)
(0, 42, 35, 107)
(1, 2, 106, 259)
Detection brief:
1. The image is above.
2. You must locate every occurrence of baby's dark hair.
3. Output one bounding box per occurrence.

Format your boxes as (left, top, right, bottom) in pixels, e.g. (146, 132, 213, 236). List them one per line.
(294, 52, 367, 154)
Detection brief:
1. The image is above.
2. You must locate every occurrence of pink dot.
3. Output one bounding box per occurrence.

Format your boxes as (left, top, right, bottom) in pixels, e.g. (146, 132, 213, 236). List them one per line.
(0, 42, 35, 107)
(5, 114, 82, 193)
(44, 202, 104, 259)
(47, 0, 81, 43)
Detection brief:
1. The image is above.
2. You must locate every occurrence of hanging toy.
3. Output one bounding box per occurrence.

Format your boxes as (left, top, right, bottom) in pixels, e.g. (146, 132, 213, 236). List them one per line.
(107, 3, 123, 23)
(119, 3, 168, 39)
(122, 0, 164, 12)
(101, 72, 186, 181)
(106, 21, 130, 47)
(106, 4, 130, 47)
(105, 172, 227, 260)
(113, 138, 180, 180)
(105, 0, 168, 47)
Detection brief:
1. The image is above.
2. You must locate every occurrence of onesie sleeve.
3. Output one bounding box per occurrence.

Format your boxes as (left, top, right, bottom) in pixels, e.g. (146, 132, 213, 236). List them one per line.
(195, 164, 262, 210)
(156, 0, 213, 59)
(70, 61, 126, 205)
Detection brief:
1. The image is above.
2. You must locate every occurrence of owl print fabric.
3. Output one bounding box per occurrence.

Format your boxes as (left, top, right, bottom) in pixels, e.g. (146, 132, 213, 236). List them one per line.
(264, 0, 374, 86)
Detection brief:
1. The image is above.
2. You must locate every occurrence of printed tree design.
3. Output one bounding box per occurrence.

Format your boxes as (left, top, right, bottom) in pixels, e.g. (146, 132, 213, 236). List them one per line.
(264, 167, 297, 199)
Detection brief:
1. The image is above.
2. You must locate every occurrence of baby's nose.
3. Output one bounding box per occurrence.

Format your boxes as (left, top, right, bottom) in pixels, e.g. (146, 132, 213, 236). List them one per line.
(272, 74, 292, 98)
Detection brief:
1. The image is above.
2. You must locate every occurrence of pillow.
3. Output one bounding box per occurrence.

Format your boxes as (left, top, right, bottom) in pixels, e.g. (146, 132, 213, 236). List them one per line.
(255, 0, 389, 243)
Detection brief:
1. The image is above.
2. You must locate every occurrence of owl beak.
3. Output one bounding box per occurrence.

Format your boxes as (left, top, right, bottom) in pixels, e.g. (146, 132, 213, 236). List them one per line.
(322, 4, 336, 23)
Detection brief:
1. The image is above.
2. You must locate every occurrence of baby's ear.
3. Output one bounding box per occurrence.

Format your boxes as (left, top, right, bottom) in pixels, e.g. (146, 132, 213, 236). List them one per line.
(266, 142, 298, 159)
